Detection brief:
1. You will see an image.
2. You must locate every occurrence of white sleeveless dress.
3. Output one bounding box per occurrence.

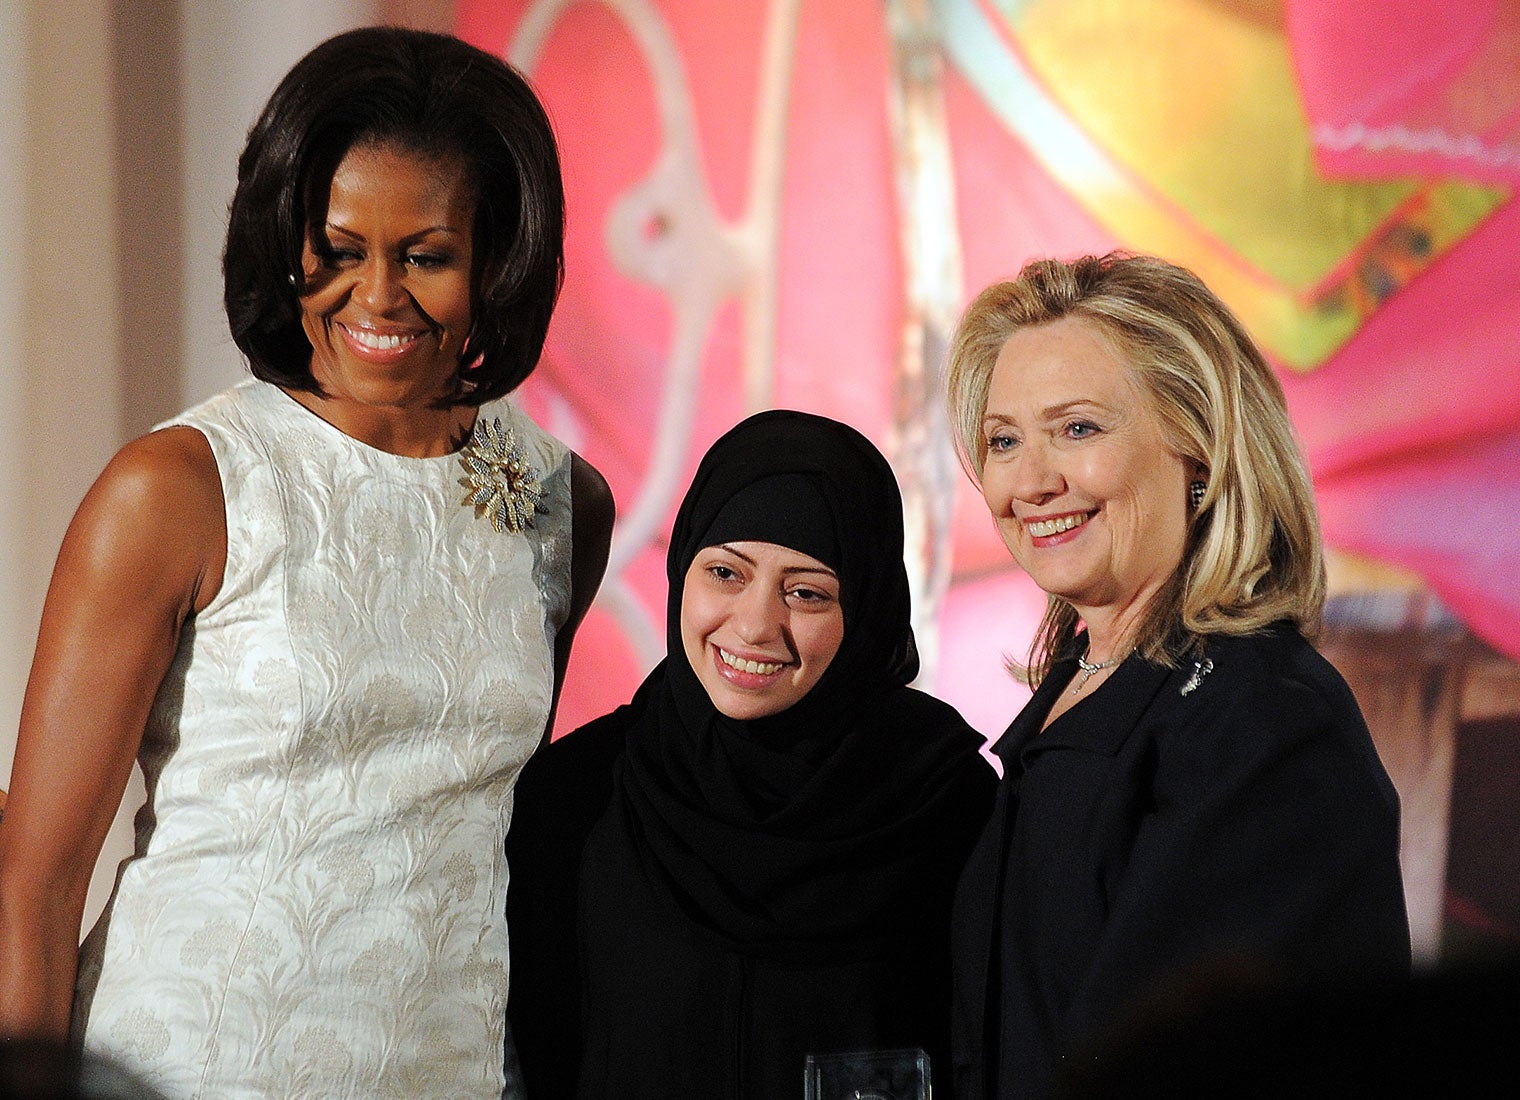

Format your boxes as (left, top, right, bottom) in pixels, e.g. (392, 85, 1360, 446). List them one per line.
(74, 381, 572, 1099)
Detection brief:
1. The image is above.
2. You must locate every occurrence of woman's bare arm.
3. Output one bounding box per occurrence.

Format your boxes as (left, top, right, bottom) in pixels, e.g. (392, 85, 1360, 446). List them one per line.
(0, 427, 224, 1040)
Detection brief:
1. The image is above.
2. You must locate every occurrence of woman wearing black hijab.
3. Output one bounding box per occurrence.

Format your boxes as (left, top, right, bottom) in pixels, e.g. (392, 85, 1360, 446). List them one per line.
(506, 410, 996, 1099)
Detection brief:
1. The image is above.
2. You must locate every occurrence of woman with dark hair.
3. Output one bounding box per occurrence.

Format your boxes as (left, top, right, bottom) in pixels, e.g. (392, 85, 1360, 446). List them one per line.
(944, 253, 1409, 1099)
(223, 23, 565, 404)
(506, 410, 996, 1099)
(0, 27, 612, 1099)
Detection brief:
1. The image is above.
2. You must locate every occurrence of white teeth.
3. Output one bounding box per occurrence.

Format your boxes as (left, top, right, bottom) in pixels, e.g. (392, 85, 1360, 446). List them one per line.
(718, 648, 784, 676)
(346, 326, 415, 351)
(1027, 513, 1089, 538)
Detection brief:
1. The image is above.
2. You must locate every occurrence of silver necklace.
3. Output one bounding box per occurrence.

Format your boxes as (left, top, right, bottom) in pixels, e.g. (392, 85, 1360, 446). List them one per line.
(1071, 652, 1125, 695)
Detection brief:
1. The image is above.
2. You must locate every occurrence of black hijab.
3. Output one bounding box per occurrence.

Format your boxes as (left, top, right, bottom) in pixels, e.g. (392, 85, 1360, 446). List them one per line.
(607, 409, 981, 957)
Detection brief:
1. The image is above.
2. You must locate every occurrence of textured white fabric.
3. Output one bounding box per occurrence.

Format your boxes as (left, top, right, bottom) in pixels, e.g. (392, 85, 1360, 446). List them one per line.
(74, 381, 572, 1099)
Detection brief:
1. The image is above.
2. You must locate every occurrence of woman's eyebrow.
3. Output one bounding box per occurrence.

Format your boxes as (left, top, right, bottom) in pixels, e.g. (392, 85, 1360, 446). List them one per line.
(712, 544, 838, 578)
(322, 221, 465, 242)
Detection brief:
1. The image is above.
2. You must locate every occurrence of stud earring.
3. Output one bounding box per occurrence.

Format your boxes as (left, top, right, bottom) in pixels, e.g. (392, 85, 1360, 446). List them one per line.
(1188, 480, 1207, 509)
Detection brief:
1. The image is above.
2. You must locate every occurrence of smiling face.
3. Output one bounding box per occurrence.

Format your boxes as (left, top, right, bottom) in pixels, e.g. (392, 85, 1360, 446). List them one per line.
(980, 314, 1193, 647)
(680, 540, 846, 721)
(298, 142, 476, 418)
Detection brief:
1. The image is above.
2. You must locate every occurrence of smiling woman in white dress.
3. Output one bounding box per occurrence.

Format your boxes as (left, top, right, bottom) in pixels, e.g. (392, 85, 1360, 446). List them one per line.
(0, 27, 613, 1099)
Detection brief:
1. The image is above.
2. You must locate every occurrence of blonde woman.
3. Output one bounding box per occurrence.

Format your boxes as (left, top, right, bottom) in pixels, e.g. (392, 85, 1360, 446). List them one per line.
(945, 253, 1409, 1099)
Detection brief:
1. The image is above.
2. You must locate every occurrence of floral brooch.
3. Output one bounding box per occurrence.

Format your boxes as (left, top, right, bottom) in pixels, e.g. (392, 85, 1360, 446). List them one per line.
(458, 416, 545, 533)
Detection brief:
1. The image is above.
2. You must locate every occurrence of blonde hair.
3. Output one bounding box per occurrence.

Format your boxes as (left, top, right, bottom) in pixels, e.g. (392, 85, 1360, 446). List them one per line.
(946, 252, 1325, 683)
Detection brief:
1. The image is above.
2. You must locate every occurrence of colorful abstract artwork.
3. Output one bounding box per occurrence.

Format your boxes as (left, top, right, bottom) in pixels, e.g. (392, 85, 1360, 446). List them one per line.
(458, 0, 1520, 745)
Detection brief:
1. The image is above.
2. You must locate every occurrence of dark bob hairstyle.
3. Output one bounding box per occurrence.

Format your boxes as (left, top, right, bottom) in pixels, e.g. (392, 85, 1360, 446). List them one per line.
(223, 26, 564, 404)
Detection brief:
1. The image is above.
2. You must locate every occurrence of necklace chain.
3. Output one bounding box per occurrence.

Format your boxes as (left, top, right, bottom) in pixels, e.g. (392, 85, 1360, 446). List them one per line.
(1071, 652, 1126, 696)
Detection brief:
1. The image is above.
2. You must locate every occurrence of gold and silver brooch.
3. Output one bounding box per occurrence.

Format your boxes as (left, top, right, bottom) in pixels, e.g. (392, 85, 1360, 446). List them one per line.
(458, 416, 545, 533)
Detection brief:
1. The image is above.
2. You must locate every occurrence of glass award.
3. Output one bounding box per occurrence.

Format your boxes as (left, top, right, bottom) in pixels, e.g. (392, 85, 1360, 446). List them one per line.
(803, 1047, 931, 1100)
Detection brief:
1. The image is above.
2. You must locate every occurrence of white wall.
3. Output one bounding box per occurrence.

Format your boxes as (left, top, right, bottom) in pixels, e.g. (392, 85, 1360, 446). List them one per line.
(0, 0, 125, 931)
(0, 2, 29, 753)
(2, 0, 123, 783)
(180, 1, 378, 407)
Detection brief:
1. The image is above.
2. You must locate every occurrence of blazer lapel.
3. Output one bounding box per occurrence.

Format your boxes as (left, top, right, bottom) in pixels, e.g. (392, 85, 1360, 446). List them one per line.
(1025, 656, 1172, 758)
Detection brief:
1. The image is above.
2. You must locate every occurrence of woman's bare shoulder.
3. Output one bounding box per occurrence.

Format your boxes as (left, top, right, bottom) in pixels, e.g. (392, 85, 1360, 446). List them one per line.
(91, 422, 220, 504)
(67, 425, 226, 614)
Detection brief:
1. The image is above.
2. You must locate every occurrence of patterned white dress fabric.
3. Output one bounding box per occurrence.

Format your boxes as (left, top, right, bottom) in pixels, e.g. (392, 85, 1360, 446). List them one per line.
(73, 381, 572, 1099)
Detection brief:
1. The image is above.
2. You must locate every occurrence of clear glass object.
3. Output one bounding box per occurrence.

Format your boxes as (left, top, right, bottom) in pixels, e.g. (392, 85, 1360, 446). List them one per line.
(803, 1047, 931, 1100)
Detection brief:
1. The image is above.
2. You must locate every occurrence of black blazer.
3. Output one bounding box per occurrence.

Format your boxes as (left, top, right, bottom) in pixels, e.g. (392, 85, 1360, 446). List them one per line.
(950, 625, 1410, 1100)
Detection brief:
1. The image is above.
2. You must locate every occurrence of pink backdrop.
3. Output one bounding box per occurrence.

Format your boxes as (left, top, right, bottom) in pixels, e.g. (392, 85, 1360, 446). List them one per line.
(457, 0, 1520, 740)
